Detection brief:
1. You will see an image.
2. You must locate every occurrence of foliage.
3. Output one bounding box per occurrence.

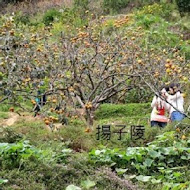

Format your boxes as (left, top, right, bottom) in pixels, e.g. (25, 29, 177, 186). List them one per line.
(136, 3, 174, 19)
(0, 104, 11, 112)
(0, 149, 138, 190)
(89, 131, 190, 189)
(81, 178, 96, 189)
(74, 0, 89, 10)
(125, 88, 152, 103)
(65, 179, 96, 190)
(176, 0, 190, 14)
(59, 124, 96, 151)
(14, 12, 30, 25)
(0, 111, 8, 119)
(135, 14, 162, 29)
(0, 160, 68, 189)
(0, 179, 8, 185)
(1, 0, 25, 4)
(0, 141, 43, 168)
(66, 185, 81, 190)
(0, 128, 22, 143)
(102, 0, 129, 14)
(53, 148, 72, 164)
(61, 7, 88, 28)
(0, 139, 74, 169)
(43, 9, 62, 26)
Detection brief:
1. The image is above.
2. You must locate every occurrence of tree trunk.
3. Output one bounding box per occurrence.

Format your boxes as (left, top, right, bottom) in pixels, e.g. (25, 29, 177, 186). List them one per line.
(85, 109, 94, 128)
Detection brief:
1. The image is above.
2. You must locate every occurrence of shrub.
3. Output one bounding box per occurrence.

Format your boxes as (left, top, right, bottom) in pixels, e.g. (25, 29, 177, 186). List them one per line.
(1, 0, 24, 3)
(136, 14, 162, 29)
(14, 12, 30, 25)
(43, 9, 62, 26)
(0, 104, 10, 112)
(125, 88, 152, 103)
(176, 0, 190, 15)
(0, 112, 8, 119)
(102, 0, 130, 14)
(74, 0, 89, 10)
(59, 124, 95, 151)
(135, 3, 175, 25)
(0, 128, 22, 143)
(0, 161, 68, 190)
(0, 141, 42, 169)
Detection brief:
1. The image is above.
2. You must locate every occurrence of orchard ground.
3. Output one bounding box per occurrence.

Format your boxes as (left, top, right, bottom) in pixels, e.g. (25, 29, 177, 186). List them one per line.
(0, 103, 190, 190)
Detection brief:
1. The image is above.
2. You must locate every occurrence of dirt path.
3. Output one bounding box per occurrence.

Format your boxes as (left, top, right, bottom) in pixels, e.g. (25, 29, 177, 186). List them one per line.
(1, 112, 19, 127)
(0, 112, 64, 132)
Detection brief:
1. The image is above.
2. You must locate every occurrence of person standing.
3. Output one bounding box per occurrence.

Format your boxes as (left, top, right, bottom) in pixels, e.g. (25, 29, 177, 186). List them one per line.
(150, 90, 169, 128)
(164, 84, 185, 122)
(33, 81, 47, 117)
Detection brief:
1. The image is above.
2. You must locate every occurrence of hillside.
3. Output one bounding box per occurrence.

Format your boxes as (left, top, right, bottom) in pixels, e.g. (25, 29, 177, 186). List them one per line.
(0, 1, 190, 190)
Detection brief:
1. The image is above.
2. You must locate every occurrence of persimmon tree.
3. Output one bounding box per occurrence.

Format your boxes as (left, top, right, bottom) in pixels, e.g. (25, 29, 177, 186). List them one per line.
(0, 14, 189, 128)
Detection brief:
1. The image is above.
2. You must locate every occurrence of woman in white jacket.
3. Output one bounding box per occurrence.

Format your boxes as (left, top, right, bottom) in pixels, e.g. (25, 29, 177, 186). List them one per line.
(163, 84, 185, 122)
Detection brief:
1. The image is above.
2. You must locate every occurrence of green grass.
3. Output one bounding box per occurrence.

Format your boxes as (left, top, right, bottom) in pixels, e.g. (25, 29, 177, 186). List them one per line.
(0, 102, 29, 113)
(0, 102, 179, 150)
(0, 104, 10, 112)
(95, 103, 151, 120)
(0, 112, 9, 119)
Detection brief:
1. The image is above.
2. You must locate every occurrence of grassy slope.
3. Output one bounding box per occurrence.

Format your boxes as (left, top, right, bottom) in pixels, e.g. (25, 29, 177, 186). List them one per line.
(0, 103, 150, 190)
(1, 103, 190, 189)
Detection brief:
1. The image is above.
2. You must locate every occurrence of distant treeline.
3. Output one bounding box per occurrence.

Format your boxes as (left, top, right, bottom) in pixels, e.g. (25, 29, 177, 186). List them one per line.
(0, 0, 190, 15)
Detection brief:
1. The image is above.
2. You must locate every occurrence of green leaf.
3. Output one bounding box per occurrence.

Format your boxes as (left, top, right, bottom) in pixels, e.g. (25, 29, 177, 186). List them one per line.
(136, 175, 151, 182)
(81, 179, 96, 189)
(143, 158, 153, 167)
(173, 172, 182, 177)
(148, 150, 160, 158)
(62, 148, 72, 154)
(95, 150, 101, 155)
(135, 154, 143, 162)
(66, 71, 71, 78)
(151, 178, 161, 184)
(0, 179, 8, 185)
(124, 174, 136, 180)
(167, 158, 174, 163)
(181, 155, 188, 160)
(115, 168, 128, 175)
(66, 185, 81, 190)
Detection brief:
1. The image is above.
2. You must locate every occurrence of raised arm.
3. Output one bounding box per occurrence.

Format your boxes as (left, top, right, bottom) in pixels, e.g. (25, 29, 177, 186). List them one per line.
(163, 100, 170, 111)
(165, 91, 182, 101)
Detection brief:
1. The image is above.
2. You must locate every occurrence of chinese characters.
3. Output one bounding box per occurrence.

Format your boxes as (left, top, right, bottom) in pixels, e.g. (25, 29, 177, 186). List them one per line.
(96, 124, 145, 141)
